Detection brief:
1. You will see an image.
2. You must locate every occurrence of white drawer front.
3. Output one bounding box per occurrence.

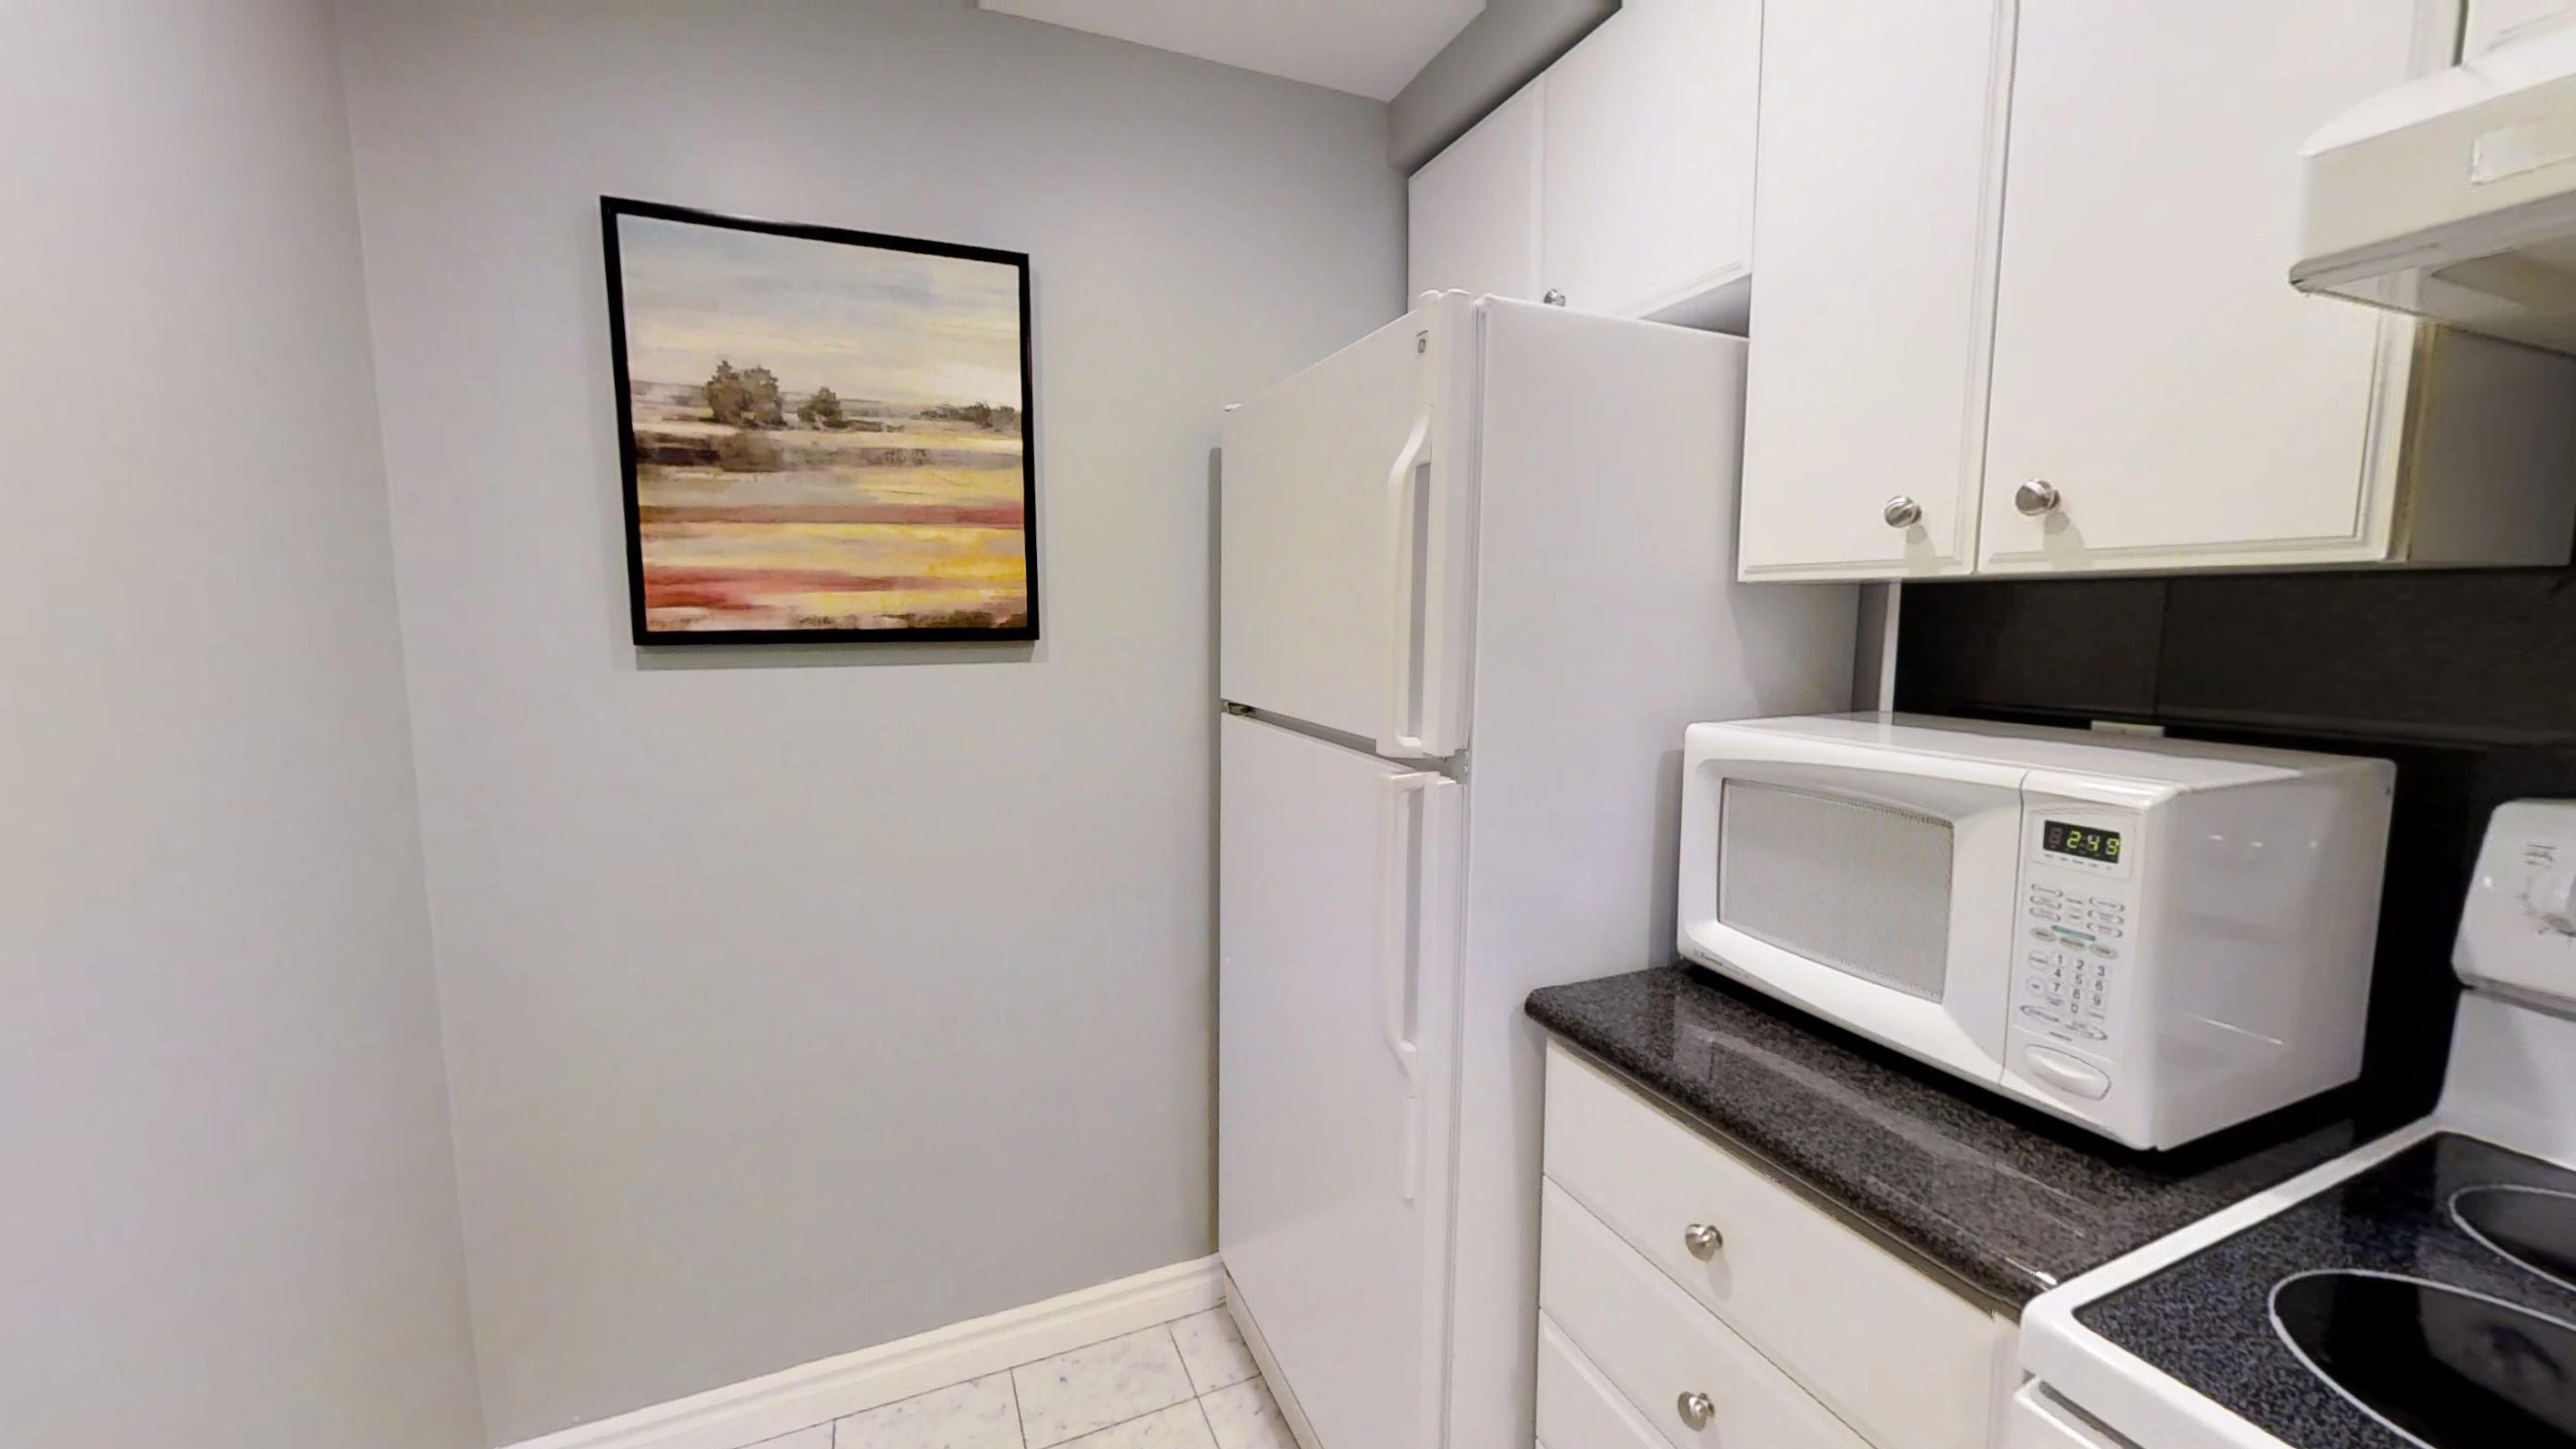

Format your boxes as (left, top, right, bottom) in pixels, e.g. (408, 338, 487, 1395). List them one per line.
(1543, 1043, 2004, 1449)
(1540, 1181, 1874, 1449)
(1537, 1313, 1671, 1449)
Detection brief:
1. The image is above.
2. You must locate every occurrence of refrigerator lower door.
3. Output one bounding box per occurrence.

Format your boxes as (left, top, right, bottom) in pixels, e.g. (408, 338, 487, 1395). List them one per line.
(1218, 713, 1460, 1449)
(1219, 293, 1475, 758)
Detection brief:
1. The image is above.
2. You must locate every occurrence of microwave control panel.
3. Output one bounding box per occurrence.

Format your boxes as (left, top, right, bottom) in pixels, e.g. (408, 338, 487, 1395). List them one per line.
(2012, 809, 2138, 1084)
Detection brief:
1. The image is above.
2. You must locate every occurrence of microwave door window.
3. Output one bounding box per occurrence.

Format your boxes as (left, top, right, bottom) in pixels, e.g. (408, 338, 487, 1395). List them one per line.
(1716, 780, 1956, 1001)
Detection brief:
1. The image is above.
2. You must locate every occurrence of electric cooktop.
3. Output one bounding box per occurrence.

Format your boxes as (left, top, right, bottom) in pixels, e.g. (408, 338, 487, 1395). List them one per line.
(2074, 1132, 2576, 1448)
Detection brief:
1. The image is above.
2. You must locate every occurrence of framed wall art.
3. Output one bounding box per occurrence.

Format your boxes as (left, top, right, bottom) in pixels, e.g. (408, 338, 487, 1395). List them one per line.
(602, 196, 1037, 644)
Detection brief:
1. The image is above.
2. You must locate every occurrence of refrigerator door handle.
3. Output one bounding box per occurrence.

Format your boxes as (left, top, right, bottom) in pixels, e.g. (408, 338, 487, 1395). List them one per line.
(1378, 770, 1434, 1201)
(1378, 409, 1434, 759)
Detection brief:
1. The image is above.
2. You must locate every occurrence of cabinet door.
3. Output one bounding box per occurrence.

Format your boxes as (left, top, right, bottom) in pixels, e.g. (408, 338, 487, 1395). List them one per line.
(1976, 1, 2439, 573)
(1539, 0, 1758, 324)
(1736, 0, 2011, 579)
(1407, 82, 1544, 303)
(2466, 0, 2576, 55)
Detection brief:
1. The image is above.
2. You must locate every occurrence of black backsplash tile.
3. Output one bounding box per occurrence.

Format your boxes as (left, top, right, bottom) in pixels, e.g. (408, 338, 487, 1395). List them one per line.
(1895, 577, 2166, 720)
(1895, 566, 2576, 1117)
(2158, 570, 2576, 743)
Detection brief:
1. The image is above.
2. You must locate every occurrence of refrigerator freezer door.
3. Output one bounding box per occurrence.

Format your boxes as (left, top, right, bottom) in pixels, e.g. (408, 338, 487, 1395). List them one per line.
(1221, 294, 1475, 757)
(1219, 712, 1460, 1449)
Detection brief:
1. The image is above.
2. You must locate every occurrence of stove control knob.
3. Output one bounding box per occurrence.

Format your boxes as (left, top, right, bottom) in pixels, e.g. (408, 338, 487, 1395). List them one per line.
(2528, 864, 2576, 936)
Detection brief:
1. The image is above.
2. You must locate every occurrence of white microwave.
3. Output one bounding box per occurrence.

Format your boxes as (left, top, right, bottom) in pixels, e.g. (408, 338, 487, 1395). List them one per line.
(1677, 714, 2395, 1149)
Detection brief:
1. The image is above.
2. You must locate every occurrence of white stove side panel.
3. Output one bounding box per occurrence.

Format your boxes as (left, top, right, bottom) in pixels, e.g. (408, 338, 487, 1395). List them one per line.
(2440, 991, 2576, 1170)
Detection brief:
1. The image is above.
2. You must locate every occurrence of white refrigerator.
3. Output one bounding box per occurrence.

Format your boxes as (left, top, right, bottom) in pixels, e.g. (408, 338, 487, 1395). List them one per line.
(1216, 292, 1859, 1449)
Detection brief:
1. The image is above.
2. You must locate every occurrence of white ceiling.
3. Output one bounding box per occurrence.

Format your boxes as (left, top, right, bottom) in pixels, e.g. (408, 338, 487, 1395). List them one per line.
(978, 0, 1485, 102)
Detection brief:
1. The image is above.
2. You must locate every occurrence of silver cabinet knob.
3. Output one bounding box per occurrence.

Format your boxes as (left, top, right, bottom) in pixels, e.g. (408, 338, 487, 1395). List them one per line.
(1882, 495, 1922, 529)
(1684, 1223, 1724, 1260)
(1542, 288, 1568, 307)
(1677, 1390, 1716, 1431)
(2014, 479, 2062, 517)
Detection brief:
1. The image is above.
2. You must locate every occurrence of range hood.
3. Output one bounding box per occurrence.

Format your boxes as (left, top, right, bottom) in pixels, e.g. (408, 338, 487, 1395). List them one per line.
(2295, 22, 2576, 355)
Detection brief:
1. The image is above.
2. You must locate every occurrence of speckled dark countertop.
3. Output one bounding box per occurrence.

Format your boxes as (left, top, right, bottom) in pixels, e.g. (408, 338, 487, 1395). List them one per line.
(1526, 965, 2400, 1309)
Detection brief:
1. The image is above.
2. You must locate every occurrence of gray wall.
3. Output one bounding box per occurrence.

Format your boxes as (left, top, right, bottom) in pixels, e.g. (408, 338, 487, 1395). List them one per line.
(0, 3, 487, 1447)
(333, 1, 1404, 1438)
(1390, 0, 1619, 169)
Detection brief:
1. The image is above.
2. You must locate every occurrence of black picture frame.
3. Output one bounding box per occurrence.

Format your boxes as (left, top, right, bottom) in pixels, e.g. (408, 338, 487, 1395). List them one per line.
(600, 196, 1039, 646)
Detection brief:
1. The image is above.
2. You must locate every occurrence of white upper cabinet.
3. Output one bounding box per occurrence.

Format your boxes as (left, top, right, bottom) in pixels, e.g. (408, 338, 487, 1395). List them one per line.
(1540, 0, 1757, 325)
(1740, 0, 2576, 579)
(1406, 0, 1758, 326)
(1736, 0, 2009, 579)
(1408, 83, 1545, 305)
(1976, 0, 2430, 573)
(2465, 0, 2576, 55)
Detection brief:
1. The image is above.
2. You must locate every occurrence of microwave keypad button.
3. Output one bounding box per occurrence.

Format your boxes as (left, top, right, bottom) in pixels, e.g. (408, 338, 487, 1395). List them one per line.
(2031, 908, 2060, 921)
(2092, 944, 2118, 959)
(2031, 927, 2056, 941)
(2031, 884, 2063, 898)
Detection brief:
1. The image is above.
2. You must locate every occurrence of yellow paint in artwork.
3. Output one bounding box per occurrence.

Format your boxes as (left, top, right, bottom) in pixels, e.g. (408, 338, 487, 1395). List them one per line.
(911, 556, 1026, 582)
(639, 468, 1024, 510)
(793, 588, 1021, 617)
(712, 523, 1022, 550)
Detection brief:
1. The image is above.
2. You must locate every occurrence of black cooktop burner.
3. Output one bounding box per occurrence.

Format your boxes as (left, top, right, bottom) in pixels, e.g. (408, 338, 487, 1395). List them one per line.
(2457, 1186, 2576, 1294)
(2272, 1269, 2576, 1444)
(2075, 1135, 2576, 1449)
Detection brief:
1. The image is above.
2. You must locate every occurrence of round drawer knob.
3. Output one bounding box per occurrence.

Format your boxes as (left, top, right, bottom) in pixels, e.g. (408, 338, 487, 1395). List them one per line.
(1882, 495, 1922, 528)
(1542, 288, 1568, 307)
(1677, 1390, 1716, 1431)
(2014, 479, 2063, 517)
(1683, 1223, 1724, 1260)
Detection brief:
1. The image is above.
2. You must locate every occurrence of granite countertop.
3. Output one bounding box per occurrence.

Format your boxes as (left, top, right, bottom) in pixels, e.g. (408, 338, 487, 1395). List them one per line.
(1525, 965, 2400, 1308)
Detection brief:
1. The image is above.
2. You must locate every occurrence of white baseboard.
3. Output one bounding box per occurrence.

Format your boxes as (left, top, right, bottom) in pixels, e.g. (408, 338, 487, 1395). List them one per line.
(503, 1256, 1225, 1449)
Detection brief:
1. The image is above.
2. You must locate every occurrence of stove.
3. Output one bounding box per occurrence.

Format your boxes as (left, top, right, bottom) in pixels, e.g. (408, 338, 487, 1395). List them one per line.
(2017, 801, 2576, 1449)
(2076, 1132, 2576, 1446)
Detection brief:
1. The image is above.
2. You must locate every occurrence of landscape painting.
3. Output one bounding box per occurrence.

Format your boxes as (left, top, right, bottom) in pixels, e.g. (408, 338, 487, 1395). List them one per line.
(602, 197, 1036, 644)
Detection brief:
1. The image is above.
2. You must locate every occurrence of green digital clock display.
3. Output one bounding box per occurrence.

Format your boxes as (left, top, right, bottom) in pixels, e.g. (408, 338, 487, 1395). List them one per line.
(2043, 821, 2123, 863)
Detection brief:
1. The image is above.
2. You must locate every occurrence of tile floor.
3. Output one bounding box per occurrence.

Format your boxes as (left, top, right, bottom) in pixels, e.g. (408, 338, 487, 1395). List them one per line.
(746, 1308, 1299, 1449)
